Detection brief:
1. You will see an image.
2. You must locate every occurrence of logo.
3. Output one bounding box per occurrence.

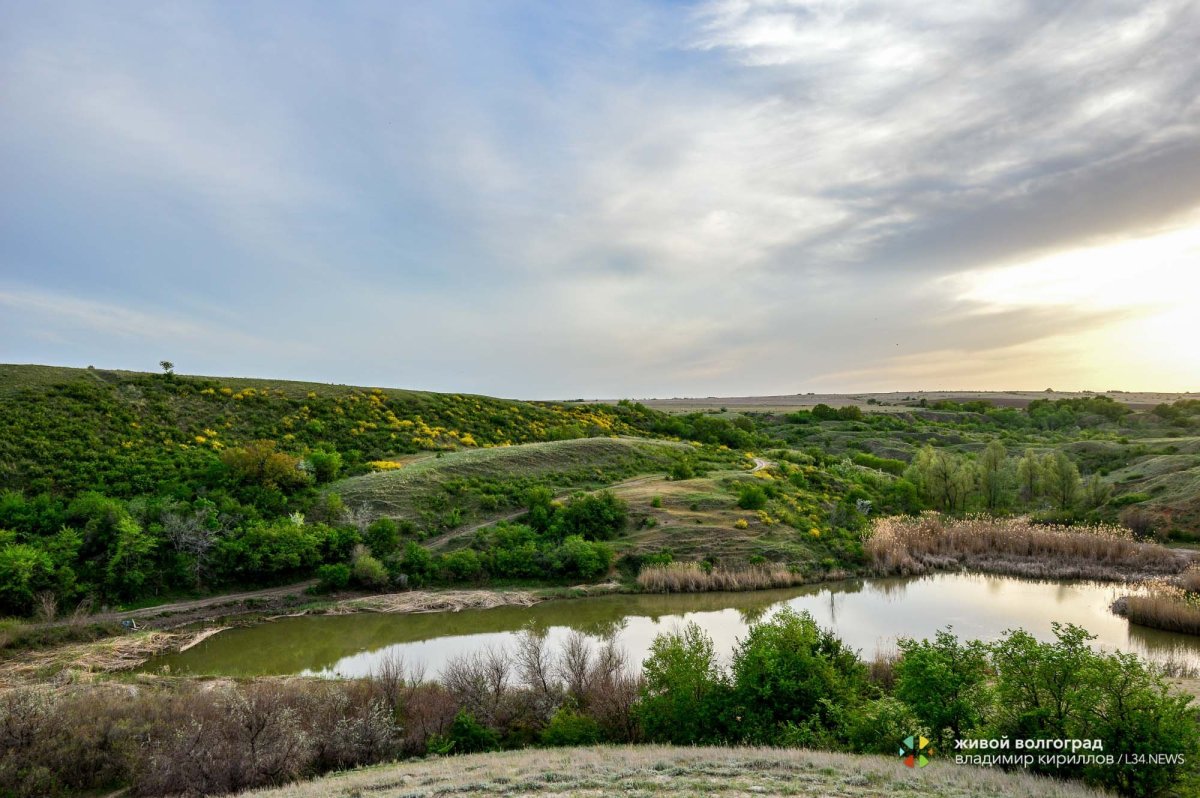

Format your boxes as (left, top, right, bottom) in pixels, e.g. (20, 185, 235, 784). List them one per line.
(899, 735, 933, 768)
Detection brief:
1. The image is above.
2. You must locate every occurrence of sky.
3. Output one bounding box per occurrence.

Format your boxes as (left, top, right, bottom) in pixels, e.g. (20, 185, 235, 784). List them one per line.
(1, 0, 1198, 399)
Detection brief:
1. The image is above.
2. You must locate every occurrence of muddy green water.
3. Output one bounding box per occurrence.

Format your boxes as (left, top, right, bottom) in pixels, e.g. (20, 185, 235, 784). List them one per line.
(141, 573, 1200, 678)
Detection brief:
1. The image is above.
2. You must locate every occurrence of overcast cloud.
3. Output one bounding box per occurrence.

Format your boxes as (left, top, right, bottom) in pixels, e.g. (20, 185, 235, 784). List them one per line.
(2, 0, 1198, 397)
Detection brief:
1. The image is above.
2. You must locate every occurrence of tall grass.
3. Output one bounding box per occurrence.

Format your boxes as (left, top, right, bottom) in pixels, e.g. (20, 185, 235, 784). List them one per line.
(1124, 593, 1200, 636)
(867, 513, 1192, 582)
(636, 562, 805, 593)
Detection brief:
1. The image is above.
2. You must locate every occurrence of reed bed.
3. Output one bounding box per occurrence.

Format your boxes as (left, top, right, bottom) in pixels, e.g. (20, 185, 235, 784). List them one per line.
(867, 513, 1192, 582)
(636, 562, 805, 593)
(1113, 579, 1200, 636)
(1124, 594, 1200, 636)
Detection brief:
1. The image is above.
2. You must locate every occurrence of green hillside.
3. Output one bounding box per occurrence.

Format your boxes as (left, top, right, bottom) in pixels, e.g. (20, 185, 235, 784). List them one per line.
(0, 364, 761, 616)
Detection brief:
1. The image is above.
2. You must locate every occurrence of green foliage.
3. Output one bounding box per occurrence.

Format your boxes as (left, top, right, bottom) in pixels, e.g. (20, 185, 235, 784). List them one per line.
(351, 549, 389, 589)
(220, 440, 311, 493)
(541, 706, 602, 746)
(989, 624, 1198, 796)
(437, 548, 483, 582)
(443, 710, 500, 753)
(552, 535, 612, 579)
(316, 562, 351, 591)
(842, 696, 927, 755)
(735, 483, 768, 510)
(364, 518, 401, 558)
(638, 622, 728, 744)
(550, 491, 627, 541)
(850, 452, 906, 476)
(894, 629, 991, 749)
(399, 541, 433, 583)
(729, 608, 869, 744)
(0, 543, 56, 615)
(211, 519, 324, 583)
(305, 449, 342, 484)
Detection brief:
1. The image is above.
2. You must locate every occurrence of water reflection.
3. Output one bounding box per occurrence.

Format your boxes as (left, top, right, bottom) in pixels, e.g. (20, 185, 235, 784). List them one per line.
(142, 573, 1200, 679)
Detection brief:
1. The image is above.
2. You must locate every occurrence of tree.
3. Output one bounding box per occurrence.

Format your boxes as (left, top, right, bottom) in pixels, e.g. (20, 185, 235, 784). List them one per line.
(0, 542, 56, 615)
(1016, 448, 1042, 506)
(306, 450, 342, 484)
(365, 518, 400, 558)
(551, 491, 627, 541)
(638, 622, 728, 744)
(159, 360, 175, 378)
(906, 446, 974, 512)
(729, 608, 868, 745)
(978, 440, 1012, 513)
(220, 441, 310, 493)
(895, 629, 991, 750)
(1043, 451, 1081, 511)
(988, 624, 1198, 794)
(104, 516, 159, 600)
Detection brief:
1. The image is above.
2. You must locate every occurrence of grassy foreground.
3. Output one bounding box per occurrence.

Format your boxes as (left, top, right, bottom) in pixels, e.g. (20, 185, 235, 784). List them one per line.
(236, 745, 1103, 798)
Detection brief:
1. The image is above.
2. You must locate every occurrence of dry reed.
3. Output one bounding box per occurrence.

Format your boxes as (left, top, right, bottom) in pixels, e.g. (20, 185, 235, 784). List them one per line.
(867, 513, 1192, 582)
(1118, 582, 1200, 636)
(636, 562, 804, 593)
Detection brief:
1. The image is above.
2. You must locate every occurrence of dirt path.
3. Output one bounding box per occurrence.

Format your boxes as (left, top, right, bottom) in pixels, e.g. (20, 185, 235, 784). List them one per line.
(750, 457, 772, 472)
(91, 580, 318, 627)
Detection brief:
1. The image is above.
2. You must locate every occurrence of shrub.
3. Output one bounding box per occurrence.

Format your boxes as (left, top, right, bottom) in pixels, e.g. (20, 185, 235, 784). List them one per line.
(552, 535, 612, 580)
(989, 623, 1199, 796)
(843, 696, 927, 755)
(365, 518, 401, 558)
(0, 543, 56, 616)
(736, 484, 768, 510)
(894, 629, 991, 749)
(306, 450, 342, 484)
(541, 706, 602, 746)
(316, 563, 351, 591)
(438, 549, 483, 582)
(351, 549, 389, 590)
(442, 710, 500, 753)
(729, 608, 868, 744)
(219, 440, 310, 493)
(637, 622, 729, 744)
(552, 491, 628, 541)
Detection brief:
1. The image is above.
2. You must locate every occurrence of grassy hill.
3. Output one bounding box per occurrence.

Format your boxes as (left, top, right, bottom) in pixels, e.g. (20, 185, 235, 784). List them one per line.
(333, 437, 702, 533)
(235, 745, 1103, 798)
(0, 363, 668, 498)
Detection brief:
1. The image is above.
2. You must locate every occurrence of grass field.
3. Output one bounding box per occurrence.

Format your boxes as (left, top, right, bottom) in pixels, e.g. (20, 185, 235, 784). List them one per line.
(235, 744, 1105, 798)
(333, 437, 698, 531)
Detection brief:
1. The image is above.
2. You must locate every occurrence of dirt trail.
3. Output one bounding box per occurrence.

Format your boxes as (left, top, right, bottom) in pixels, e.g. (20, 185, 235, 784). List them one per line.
(94, 580, 318, 626)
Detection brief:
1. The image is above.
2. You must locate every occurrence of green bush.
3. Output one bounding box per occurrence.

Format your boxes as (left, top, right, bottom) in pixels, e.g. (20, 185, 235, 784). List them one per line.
(541, 706, 602, 746)
(552, 535, 612, 579)
(843, 697, 927, 755)
(637, 622, 729, 744)
(736, 484, 768, 510)
(316, 562, 351, 591)
(443, 710, 500, 753)
(351, 551, 389, 589)
(365, 518, 401, 558)
(551, 491, 627, 541)
(729, 608, 868, 744)
(894, 629, 991, 749)
(988, 624, 1198, 796)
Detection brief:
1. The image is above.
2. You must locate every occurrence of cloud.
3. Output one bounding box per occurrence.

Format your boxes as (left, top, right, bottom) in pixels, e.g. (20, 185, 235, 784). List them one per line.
(1, 1, 1197, 395)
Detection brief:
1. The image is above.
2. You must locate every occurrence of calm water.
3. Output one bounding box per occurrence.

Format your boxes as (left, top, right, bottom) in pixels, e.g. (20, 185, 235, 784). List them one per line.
(142, 573, 1200, 678)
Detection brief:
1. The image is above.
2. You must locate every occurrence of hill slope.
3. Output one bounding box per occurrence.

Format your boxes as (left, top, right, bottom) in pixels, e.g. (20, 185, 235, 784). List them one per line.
(236, 745, 1102, 798)
(0, 363, 662, 497)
